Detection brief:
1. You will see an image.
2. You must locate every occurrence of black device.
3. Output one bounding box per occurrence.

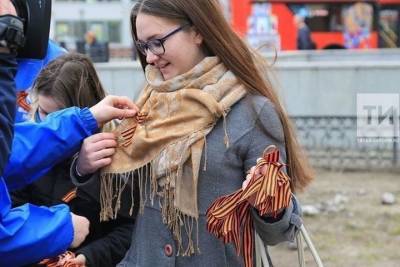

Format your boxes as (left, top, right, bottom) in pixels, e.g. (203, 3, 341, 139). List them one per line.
(0, 15, 24, 53)
(11, 0, 52, 59)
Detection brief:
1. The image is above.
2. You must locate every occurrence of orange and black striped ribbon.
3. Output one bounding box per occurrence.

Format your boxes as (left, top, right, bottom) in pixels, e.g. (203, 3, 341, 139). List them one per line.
(39, 251, 81, 267)
(116, 112, 147, 147)
(206, 146, 292, 267)
(17, 91, 31, 112)
(62, 188, 77, 203)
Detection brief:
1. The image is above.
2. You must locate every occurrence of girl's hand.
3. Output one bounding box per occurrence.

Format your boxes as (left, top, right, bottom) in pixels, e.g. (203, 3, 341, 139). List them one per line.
(76, 132, 117, 176)
(89, 95, 139, 127)
(242, 158, 269, 190)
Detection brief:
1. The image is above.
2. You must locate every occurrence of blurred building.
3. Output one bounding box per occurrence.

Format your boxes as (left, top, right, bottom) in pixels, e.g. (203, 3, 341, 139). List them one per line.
(50, 0, 136, 59)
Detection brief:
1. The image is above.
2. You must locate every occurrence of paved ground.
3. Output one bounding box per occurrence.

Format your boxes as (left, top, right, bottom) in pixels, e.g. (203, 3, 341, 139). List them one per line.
(268, 169, 400, 267)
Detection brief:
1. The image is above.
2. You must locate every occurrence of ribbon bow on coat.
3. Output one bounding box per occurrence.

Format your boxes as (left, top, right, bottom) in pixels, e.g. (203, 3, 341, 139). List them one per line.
(206, 145, 292, 267)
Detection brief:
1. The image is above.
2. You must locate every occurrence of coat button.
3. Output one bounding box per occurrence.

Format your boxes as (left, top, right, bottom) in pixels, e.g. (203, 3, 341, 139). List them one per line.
(164, 244, 173, 257)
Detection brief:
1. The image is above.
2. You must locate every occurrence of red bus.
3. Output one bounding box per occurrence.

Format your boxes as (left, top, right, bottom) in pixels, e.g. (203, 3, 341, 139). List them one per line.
(223, 0, 400, 50)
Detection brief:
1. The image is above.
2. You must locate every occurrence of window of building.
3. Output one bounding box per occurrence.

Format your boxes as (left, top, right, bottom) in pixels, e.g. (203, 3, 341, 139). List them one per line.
(55, 20, 122, 46)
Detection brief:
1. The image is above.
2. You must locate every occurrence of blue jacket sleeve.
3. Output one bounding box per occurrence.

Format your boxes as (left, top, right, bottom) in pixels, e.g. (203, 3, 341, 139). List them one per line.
(0, 53, 17, 176)
(0, 178, 74, 266)
(4, 107, 98, 191)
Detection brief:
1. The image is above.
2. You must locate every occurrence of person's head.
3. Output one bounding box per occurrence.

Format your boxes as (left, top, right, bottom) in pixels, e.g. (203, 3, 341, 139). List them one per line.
(85, 31, 97, 45)
(294, 14, 305, 27)
(131, 0, 313, 191)
(132, 2, 207, 80)
(32, 53, 106, 121)
(294, 8, 308, 27)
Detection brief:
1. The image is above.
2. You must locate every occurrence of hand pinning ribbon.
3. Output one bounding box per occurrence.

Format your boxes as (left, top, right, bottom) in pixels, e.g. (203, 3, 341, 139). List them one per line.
(115, 111, 148, 147)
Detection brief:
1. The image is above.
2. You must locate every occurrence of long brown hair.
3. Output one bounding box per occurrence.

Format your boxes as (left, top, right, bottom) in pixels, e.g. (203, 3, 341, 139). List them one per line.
(33, 53, 106, 109)
(130, 0, 313, 191)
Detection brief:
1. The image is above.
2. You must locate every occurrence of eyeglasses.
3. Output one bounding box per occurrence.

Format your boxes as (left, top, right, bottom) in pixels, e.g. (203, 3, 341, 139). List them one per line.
(135, 24, 191, 56)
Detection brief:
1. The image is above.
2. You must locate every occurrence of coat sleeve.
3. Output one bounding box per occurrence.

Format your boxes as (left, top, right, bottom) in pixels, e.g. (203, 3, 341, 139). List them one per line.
(70, 162, 135, 267)
(0, 53, 17, 176)
(76, 218, 134, 267)
(3, 107, 98, 191)
(245, 100, 303, 245)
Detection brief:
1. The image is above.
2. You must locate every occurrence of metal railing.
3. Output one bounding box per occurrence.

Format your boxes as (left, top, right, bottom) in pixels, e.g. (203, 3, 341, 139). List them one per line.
(292, 116, 399, 170)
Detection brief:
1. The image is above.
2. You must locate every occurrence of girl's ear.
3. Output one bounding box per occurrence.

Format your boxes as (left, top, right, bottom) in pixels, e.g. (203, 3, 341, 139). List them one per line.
(192, 28, 204, 46)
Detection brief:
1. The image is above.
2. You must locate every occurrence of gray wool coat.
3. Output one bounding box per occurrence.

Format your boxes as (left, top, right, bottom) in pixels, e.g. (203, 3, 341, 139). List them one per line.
(73, 94, 302, 267)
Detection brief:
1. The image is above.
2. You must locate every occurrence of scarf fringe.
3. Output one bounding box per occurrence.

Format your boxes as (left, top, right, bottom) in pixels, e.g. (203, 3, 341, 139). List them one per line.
(100, 172, 133, 221)
(203, 134, 208, 171)
(160, 182, 200, 256)
(100, 163, 200, 257)
(222, 111, 230, 148)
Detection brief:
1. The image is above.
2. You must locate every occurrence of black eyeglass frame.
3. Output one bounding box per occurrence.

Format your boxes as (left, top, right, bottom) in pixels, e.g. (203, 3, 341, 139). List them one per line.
(135, 23, 191, 56)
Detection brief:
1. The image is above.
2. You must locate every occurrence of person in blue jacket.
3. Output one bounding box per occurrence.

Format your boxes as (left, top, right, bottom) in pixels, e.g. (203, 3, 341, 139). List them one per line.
(12, 53, 136, 267)
(0, 3, 139, 265)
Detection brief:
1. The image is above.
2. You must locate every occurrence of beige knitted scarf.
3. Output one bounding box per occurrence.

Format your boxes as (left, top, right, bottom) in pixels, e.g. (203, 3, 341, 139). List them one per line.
(100, 57, 247, 255)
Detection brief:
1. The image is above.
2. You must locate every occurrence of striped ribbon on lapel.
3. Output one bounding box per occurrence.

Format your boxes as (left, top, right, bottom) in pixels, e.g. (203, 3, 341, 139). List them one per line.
(62, 188, 77, 203)
(206, 145, 292, 267)
(17, 91, 31, 112)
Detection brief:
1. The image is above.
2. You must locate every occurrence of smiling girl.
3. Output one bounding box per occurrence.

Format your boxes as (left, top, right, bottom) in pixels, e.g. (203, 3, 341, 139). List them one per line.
(77, 1, 313, 266)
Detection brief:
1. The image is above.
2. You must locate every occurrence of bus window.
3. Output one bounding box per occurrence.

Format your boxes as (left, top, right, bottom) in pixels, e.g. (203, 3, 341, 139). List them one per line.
(288, 4, 337, 32)
(379, 6, 400, 48)
(288, 3, 373, 33)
